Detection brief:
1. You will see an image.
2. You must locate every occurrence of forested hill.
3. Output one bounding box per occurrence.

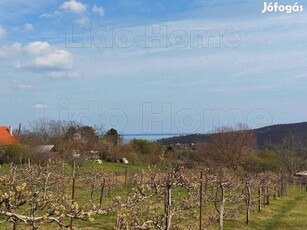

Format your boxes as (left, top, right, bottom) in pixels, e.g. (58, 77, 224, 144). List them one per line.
(158, 122, 307, 147)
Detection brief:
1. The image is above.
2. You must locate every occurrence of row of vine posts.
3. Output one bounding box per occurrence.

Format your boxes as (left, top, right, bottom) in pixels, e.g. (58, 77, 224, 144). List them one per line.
(1, 161, 306, 229)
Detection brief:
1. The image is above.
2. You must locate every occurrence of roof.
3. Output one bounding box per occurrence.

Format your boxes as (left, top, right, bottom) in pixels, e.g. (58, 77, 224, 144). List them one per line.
(34, 145, 58, 153)
(0, 126, 18, 145)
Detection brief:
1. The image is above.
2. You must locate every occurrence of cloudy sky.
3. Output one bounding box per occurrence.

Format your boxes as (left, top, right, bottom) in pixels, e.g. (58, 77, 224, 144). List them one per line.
(1, 0, 307, 136)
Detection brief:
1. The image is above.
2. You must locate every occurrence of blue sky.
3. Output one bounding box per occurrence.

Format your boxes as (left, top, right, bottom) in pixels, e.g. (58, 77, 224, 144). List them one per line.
(1, 0, 307, 136)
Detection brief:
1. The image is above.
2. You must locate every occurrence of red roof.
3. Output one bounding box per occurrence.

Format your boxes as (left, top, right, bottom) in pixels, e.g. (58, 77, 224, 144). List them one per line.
(0, 126, 18, 145)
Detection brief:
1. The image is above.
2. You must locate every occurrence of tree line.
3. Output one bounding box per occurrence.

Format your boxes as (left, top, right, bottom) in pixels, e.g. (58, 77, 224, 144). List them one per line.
(1, 120, 307, 175)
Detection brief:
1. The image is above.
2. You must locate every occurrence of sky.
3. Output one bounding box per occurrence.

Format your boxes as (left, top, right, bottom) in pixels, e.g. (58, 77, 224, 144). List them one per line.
(1, 0, 307, 137)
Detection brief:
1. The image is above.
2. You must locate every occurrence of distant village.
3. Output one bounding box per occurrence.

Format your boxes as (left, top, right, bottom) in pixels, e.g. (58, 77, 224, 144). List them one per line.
(0, 124, 132, 165)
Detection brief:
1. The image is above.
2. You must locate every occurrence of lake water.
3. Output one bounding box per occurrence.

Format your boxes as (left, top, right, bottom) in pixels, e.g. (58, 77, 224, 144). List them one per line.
(121, 133, 184, 142)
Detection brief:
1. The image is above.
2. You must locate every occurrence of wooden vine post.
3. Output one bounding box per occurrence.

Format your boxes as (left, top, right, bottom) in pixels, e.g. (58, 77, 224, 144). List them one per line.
(70, 160, 76, 230)
(199, 171, 203, 230)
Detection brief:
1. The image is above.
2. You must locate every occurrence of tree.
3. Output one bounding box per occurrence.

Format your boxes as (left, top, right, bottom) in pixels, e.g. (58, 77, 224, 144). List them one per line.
(209, 124, 256, 170)
(0, 164, 92, 229)
(105, 128, 120, 146)
(19, 120, 79, 148)
(114, 165, 198, 230)
(278, 133, 307, 175)
(19, 119, 101, 163)
(105, 129, 121, 160)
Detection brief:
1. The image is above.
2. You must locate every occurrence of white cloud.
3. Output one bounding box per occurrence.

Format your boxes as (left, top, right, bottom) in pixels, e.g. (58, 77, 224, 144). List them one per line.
(24, 23, 34, 32)
(13, 80, 32, 90)
(1, 41, 78, 79)
(61, 0, 86, 14)
(9, 24, 34, 33)
(24, 41, 51, 55)
(0, 25, 6, 38)
(3, 42, 71, 71)
(14, 49, 73, 71)
(48, 71, 81, 79)
(32, 49, 73, 70)
(92, 5, 104, 16)
(34, 103, 47, 109)
(40, 13, 52, 18)
(74, 17, 90, 26)
(40, 11, 62, 18)
(0, 43, 22, 58)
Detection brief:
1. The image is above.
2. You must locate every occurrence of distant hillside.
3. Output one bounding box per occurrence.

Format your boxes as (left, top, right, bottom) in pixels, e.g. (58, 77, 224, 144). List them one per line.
(158, 122, 307, 147)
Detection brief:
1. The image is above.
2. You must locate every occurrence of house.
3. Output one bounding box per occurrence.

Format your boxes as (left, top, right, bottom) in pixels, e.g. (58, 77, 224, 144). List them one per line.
(0, 126, 18, 145)
(34, 145, 59, 153)
(34, 145, 60, 160)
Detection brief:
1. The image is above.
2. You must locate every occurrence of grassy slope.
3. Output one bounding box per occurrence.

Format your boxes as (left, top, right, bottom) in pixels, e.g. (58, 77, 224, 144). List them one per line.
(209, 186, 307, 230)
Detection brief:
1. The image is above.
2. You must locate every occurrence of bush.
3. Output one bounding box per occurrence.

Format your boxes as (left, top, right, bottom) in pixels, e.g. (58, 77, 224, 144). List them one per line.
(0, 144, 30, 164)
(131, 139, 164, 164)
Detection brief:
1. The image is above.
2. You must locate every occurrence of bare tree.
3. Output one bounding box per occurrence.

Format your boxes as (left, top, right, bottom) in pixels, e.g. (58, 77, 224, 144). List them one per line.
(113, 166, 199, 230)
(209, 124, 256, 170)
(0, 163, 92, 229)
(279, 133, 307, 175)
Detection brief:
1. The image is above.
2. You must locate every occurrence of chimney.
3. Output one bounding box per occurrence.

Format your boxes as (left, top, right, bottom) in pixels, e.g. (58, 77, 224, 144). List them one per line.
(9, 126, 13, 136)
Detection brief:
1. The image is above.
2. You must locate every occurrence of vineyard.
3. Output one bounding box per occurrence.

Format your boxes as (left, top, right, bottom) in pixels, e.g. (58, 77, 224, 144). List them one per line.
(1, 161, 306, 230)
